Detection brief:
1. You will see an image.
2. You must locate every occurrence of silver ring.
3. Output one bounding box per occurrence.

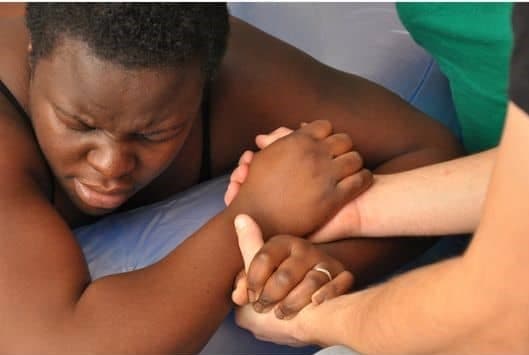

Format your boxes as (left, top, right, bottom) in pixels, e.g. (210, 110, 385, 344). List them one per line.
(313, 266, 333, 282)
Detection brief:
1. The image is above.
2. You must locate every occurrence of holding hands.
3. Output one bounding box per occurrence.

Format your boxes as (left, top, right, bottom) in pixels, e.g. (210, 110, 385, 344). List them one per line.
(232, 214, 353, 346)
(226, 121, 373, 346)
(225, 121, 370, 242)
(232, 214, 353, 318)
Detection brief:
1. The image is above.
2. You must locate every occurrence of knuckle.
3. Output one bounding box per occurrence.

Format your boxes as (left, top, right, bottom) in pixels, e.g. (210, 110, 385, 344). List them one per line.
(336, 133, 352, 145)
(350, 151, 363, 167)
(293, 132, 314, 146)
(343, 156, 360, 174)
(316, 119, 332, 129)
(295, 240, 312, 254)
(253, 250, 273, 265)
(312, 120, 332, 136)
(305, 273, 324, 289)
(325, 282, 339, 297)
(343, 133, 353, 145)
(273, 268, 295, 288)
(289, 240, 311, 257)
(270, 234, 288, 243)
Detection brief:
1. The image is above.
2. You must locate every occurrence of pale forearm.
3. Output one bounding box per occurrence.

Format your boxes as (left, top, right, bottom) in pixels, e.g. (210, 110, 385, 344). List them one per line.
(358, 148, 496, 237)
(317, 237, 434, 287)
(300, 256, 486, 355)
(303, 107, 529, 354)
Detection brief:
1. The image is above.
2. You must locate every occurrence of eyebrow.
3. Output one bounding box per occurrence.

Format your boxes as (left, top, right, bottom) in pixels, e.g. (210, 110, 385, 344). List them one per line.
(54, 101, 190, 134)
(53, 104, 93, 125)
(142, 124, 186, 135)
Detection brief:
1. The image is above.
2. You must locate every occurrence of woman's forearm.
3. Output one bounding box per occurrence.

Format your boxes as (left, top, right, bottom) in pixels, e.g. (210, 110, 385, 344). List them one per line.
(358, 148, 496, 237)
(2, 205, 244, 355)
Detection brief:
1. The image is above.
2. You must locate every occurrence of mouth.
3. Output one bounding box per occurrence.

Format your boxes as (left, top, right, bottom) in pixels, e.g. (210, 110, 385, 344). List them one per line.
(73, 178, 131, 210)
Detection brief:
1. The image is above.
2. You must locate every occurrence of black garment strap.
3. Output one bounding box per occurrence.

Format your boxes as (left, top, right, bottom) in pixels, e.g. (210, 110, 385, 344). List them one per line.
(0, 79, 56, 202)
(199, 83, 212, 182)
(0, 79, 31, 121)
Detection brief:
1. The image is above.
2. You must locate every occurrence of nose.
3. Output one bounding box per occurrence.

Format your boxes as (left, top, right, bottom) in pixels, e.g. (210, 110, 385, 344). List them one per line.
(87, 140, 136, 180)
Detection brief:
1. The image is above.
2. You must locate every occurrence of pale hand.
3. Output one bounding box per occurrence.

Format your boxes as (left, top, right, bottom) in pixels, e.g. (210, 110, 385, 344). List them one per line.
(235, 303, 312, 347)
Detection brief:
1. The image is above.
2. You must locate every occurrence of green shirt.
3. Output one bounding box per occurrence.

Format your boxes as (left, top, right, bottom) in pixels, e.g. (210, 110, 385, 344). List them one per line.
(397, 3, 513, 153)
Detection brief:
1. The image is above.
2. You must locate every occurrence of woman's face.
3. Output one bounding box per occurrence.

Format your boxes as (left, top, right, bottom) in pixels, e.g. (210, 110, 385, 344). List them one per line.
(28, 38, 205, 215)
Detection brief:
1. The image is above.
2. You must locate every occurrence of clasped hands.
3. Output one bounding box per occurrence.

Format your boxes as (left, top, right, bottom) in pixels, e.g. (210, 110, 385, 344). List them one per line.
(224, 121, 371, 346)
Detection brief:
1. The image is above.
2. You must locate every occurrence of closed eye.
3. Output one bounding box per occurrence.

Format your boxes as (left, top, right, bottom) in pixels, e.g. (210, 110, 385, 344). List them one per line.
(138, 124, 186, 143)
(55, 106, 95, 132)
(67, 119, 94, 132)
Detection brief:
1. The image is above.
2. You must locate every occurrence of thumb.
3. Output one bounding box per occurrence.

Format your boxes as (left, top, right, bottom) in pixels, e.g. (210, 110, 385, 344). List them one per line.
(232, 270, 250, 306)
(308, 212, 351, 244)
(234, 214, 264, 272)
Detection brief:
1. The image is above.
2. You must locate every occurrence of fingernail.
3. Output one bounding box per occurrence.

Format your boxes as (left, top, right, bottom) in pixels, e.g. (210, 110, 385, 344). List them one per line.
(275, 307, 285, 320)
(253, 300, 267, 313)
(234, 215, 247, 231)
(253, 302, 263, 313)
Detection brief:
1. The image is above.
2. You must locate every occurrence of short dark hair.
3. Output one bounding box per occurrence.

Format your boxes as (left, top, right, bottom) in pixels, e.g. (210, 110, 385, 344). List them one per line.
(26, 3, 230, 80)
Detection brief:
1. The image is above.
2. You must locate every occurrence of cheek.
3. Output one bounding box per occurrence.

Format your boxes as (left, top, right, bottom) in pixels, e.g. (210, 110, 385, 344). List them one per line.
(136, 134, 189, 182)
(142, 140, 184, 173)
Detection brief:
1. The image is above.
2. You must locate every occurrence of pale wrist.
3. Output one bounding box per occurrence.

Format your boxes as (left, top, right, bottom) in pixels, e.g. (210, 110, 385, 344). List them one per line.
(355, 173, 389, 237)
(293, 305, 325, 346)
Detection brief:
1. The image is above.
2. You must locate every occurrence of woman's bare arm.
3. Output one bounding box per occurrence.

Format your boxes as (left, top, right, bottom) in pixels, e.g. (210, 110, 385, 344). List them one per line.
(0, 97, 243, 353)
(210, 17, 464, 175)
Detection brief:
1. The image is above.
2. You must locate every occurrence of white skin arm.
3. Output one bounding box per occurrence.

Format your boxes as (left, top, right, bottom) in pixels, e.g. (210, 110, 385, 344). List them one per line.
(237, 103, 529, 354)
(226, 128, 495, 240)
(353, 147, 495, 237)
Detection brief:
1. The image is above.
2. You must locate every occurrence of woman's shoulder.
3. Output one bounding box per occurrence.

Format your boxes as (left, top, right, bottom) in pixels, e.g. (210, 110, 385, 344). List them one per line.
(0, 17, 31, 111)
(0, 18, 52, 199)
